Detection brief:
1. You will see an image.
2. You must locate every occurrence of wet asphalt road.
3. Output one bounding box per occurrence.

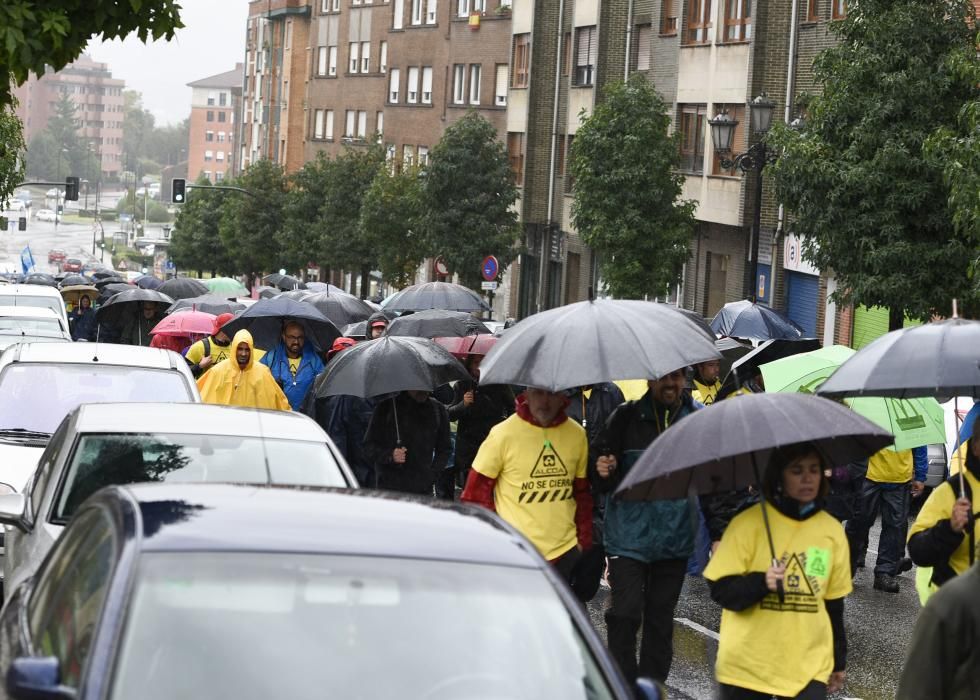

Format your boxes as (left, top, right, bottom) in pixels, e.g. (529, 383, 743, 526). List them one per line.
(587, 522, 920, 700)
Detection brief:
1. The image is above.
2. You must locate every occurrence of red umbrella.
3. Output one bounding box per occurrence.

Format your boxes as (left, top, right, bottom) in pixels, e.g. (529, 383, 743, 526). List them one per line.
(433, 334, 497, 359)
(151, 310, 216, 337)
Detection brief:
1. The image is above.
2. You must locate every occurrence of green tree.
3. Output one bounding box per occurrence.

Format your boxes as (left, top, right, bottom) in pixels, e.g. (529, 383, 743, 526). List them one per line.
(569, 75, 695, 299)
(423, 112, 520, 289)
(768, 0, 979, 326)
(171, 176, 233, 277)
(360, 165, 430, 289)
(282, 152, 334, 275)
(0, 0, 183, 107)
(218, 160, 288, 278)
(0, 104, 26, 207)
(122, 90, 154, 176)
(24, 92, 98, 182)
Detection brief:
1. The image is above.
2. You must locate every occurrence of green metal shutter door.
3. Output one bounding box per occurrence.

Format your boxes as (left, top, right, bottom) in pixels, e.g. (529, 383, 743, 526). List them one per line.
(852, 306, 890, 349)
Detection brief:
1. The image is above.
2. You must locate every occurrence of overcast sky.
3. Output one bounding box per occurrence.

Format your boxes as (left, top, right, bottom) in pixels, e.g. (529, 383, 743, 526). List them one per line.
(87, 1, 250, 126)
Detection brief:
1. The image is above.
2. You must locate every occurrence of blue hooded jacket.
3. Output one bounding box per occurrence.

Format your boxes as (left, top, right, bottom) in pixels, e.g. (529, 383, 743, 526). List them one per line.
(260, 341, 325, 411)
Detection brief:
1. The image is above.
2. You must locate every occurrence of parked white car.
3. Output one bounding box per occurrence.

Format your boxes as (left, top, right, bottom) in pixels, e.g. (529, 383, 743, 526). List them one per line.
(0, 284, 69, 329)
(34, 209, 60, 223)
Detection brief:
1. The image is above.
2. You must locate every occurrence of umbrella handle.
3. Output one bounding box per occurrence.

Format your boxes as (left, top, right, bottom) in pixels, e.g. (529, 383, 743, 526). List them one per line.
(392, 396, 402, 447)
(773, 557, 785, 605)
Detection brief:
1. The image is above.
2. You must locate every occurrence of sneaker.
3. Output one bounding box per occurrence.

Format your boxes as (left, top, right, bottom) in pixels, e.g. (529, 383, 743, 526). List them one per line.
(874, 574, 900, 593)
(897, 557, 913, 574)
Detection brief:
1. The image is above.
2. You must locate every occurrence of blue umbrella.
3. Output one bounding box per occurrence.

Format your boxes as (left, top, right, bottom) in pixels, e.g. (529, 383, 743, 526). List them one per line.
(710, 299, 808, 341)
(136, 275, 163, 290)
(219, 296, 341, 352)
(957, 401, 979, 446)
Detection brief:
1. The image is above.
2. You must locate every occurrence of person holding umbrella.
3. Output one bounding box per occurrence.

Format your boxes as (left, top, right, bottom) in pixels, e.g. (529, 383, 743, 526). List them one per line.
(692, 359, 722, 405)
(68, 295, 96, 341)
(367, 311, 389, 339)
(197, 329, 290, 411)
(120, 301, 166, 347)
(704, 443, 851, 699)
(260, 320, 325, 411)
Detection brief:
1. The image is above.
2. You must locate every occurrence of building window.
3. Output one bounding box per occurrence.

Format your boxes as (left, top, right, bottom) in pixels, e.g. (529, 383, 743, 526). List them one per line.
(394, 0, 405, 28)
(426, 0, 437, 23)
(349, 42, 360, 73)
(494, 64, 508, 106)
(507, 132, 524, 185)
(207, 93, 215, 106)
(661, 0, 678, 34)
(361, 41, 371, 72)
(328, 46, 338, 75)
(723, 0, 751, 41)
(204, 150, 213, 162)
(574, 26, 597, 86)
(218, 132, 226, 142)
(357, 110, 368, 138)
(831, 0, 845, 19)
(468, 64, 482, 105)
(216, 171, 224, 182)
(333, 0, 340, 9)
(219, 92, 227, 107)
(317, 46, 329, 76)
(216, 151, 225, 161)
(380, 41, 388, 72)
(403, 144, 415, 168)
(389, 68, 401, 102)
(205, 130, 214, 142)
(322, 0, 331, 11)
(806, 0, 819, 21)
(407, 67, 420, 103)
(452, 64, 466, 104)
(635, 24, 652, 70)
(679, 104, 706, 173)
(512, 34, 530, 88)
(345, 110, 356, 137)
(326, 110, 334, 138)
(473, 0, 485, 11)
(203, 171, 212, 181)
(422, 67, 433, 103)
(206, 110, 214, 122)
(686, 0, 712, 44)
(376, 111, 384, 136)
(411, 0, 423, 24)
(457, 0, 469, 16)
(218, 112, 226, 123)
(314, 109, 325, 138)
(418, 145, 429, 166)
(711, 105, 744, 175)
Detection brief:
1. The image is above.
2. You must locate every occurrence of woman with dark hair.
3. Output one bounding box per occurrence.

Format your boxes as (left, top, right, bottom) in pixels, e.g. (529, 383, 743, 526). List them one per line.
(703, 443, 851, 700)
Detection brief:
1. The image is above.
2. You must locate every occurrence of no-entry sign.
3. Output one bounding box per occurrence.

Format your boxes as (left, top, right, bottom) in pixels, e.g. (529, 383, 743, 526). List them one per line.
(481, 255, 499, 282)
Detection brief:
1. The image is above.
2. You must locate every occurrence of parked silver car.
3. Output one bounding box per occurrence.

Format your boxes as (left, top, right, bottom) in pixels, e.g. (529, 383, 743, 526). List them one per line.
(0, 402, 356, 597)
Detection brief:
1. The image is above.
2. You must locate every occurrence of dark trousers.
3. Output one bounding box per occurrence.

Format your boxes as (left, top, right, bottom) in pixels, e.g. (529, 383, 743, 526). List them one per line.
(605, 556, 687, 684)
(552, 546, 582, 584)
(719, 681, 827, 700)
(845, 479, 910, 576)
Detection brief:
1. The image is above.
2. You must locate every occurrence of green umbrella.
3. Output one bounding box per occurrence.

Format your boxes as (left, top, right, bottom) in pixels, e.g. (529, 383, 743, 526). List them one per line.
(205, 277, 248, 297)
(761, 345, 946, 452)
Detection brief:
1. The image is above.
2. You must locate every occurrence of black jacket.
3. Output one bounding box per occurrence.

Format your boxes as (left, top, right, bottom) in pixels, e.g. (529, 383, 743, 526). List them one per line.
(446, 382, 513, 472)
(566, 383, 625, 466)
(363, 393, 452, 495)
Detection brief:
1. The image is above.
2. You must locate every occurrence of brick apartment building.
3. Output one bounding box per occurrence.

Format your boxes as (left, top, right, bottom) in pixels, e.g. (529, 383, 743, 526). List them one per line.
(187, 65, 244, 183)
(13, 54, 126, 180)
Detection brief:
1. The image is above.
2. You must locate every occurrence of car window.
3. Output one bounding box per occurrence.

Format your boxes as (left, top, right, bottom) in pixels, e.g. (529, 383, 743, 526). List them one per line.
(30, 417, 73, 523)
(112, 553, 616, 700)
(55, 433, 347, 521)
(0, 318, 62, 333)
(0, 365, 195, 434)
(0, 296, 61, 317)
(28, 507, 118, 689)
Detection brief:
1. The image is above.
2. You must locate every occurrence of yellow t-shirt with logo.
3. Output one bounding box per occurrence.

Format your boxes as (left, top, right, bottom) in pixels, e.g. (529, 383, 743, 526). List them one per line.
(704, 503, 852, 697)
(472, 414, 588, 560)
(867, 448, 913, 484)
(909, 468, 980, 578)
(288, 356, 301, 378)
(185, 337, 232, 367)
(692, 378, 722, 405)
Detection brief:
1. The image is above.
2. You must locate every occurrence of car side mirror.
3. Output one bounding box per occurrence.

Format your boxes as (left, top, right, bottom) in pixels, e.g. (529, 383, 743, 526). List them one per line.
(635, 677, 666, 700)
(0, 494, 29, 532)
(6, 657, 76, 700)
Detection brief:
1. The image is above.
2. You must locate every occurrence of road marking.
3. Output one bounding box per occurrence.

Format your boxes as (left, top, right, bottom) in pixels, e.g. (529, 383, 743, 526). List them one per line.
(674, 617, 720, 641)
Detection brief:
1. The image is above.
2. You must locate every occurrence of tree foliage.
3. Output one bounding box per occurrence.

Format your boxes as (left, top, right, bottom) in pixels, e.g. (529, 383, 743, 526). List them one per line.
(282, 152, 335, 272)
(768, 0, 979, 324)
(171, 176, 234, 276)
(218, 160, 288, 277)
(360, 165, 429, 288)
(0, 0, 183, 106)
(25, 92, 99, 181)
(570, 75, 695, 299)
(422, 111, 520, 288)
(0, 104, 26, 207)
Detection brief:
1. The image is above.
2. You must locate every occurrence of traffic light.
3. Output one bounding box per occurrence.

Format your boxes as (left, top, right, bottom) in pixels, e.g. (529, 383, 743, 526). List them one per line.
(18, 217, 26, 231)
(172, 178, 186, 204)
(65, 176, 80, 201)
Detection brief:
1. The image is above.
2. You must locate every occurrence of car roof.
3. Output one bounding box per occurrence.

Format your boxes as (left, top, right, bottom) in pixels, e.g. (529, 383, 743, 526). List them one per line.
(0, 342, 186, 371)
(0, 306, 60, 318)
(109, 483, 541, 568)
(0, 285, 62, 299)
(73, 402, 329, 441)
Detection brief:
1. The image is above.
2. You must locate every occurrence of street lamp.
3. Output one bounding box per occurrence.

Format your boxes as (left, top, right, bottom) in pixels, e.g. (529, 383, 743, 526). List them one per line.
(709, 94, 778, 302)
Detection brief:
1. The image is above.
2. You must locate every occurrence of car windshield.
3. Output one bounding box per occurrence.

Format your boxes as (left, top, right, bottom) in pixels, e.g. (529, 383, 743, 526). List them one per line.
(55, 433, 347, 521)
(0, 318, 61, 332)
(0, 296, 62, 317)
(0, 364, 193, 434)
(111, 553, 615, 700)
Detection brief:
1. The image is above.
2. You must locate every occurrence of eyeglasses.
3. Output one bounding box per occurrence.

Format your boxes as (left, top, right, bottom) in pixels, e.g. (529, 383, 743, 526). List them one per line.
(285, 334, 305, 342)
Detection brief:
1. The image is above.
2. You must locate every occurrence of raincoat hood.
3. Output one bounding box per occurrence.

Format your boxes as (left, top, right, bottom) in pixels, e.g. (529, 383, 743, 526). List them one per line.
(233, 329, 256, 371)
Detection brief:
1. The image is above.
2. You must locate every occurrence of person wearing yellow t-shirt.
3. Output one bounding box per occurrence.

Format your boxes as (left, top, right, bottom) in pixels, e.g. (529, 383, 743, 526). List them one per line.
(461, 387, 593, 583)
(692, 359, 722, 405)
(705, 443, 852, 699)
(908, 425, 980, 590)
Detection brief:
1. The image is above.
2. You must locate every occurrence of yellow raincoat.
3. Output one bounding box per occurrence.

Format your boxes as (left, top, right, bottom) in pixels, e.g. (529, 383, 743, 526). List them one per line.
(196, 329, 291, 411)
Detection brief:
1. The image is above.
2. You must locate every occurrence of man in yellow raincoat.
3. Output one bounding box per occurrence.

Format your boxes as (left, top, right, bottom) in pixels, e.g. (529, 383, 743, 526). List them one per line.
(197, 329, 291, 411)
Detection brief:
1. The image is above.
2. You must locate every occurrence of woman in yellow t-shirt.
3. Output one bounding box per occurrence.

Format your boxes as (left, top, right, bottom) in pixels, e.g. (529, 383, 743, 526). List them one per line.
(704, 443, 852, 700)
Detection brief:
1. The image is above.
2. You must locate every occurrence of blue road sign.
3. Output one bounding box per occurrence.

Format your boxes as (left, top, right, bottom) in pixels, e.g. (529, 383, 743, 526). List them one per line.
(481, 255, 499, 282)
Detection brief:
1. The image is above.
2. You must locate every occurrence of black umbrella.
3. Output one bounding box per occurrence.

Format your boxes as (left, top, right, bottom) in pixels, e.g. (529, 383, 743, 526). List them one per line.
(305, 281, 350, 295)
(60, 274, 93, 288)
(257, 286, 280, 299)
(710, 299, 808, 341)
(616, 392, 892, 596)
(715, 336, 752, 380)
(94, 276, 127, 289)
(385, 281, 489, 313)
(91, 270, 120, 280)
(302, 291, 374, 328)
(23, 273, 57, 287)
(387, 309, 490, 339)
(278, 289, 312, 302)
(343, 320, 368, 340)
(158, 277, 208, 300)
(663, 304, 715, 340)
(167, 294, 246, 316)
(95, 288, 174, 326)
(99, 282, 136, 300)
(263, 273, 307, 291)
(219, 297, 340, 352)
(135, 275, 164, 290)
(716, 338, 822, 401)
(479, 299, 721, 392)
